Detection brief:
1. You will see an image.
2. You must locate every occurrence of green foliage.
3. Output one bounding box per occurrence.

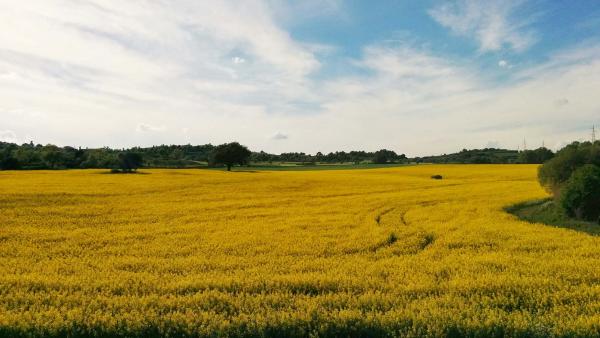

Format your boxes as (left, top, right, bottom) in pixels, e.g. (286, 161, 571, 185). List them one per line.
(254, 150, 407, 164)
(1, 141, 413, 170)
(517, 147, 554, 164)
(415, 148, 520, 164)
(0, 142, 218, 170)
(536, 141, 600, 223)
(538, 141, 600, 192)
(211, 142, 252, 171)
(559, 164, 600, 222)
(507, 199, 600, 234)
(372, 149, 399, 164)
(0, 147, 20, 170)
(41, 145, 65, 169)
(116, 152, 144, 172)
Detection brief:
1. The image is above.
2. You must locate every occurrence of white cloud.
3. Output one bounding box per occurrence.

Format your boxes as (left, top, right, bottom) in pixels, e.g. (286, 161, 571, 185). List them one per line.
(429, 0, 537, 52)
(232, 57, 246, 64)
(136, 123, 165, 133)
(271, 131, 288, 140)
(0, 130, 18, 143)
(498, 59, 513, 69)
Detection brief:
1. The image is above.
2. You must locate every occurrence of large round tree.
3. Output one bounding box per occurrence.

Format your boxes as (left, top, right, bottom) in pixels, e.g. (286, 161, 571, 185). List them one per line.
(211, 142, 251, 171)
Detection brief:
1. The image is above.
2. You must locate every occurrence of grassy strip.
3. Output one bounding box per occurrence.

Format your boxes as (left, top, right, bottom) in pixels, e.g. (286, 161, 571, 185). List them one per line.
(506, 198, 600, 235)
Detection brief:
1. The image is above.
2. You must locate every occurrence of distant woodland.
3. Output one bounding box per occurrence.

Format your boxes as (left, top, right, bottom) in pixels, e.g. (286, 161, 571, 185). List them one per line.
(0, 140, 554, 170)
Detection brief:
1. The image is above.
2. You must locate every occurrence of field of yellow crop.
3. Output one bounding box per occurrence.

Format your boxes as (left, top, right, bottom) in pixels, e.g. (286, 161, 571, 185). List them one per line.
(1, 165, 599, 337)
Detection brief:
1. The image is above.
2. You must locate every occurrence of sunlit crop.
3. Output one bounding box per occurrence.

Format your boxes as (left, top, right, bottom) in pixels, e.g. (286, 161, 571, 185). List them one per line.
(1, 165, 599, 337)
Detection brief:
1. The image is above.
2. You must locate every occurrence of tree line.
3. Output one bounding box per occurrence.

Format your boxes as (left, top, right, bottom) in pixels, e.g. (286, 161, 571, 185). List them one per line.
(414, 147, 554, 164)
(0, 140, 555, 171)
(0, 141, 408, 171)
(252, 149, 406, 164)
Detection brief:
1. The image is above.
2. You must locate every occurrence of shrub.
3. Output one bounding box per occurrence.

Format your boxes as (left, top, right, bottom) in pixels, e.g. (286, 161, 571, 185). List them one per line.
(559, 164, 600, 221)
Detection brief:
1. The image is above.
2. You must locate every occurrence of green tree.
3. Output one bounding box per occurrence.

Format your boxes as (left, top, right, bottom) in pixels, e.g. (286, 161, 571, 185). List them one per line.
(211, 142, 251, 171)
(538, 142, 597, 192)
(559, 164, 600, 222)
(41, 145, 64, 169)
(0, 149, 20, 170)
(372, 149, 398, 164)
(518, 147, 554, 164)
(117, 152, 143, 172)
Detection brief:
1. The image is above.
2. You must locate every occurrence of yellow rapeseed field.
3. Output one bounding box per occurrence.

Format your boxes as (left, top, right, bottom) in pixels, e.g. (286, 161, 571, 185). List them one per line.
(1, 165, 599, 337)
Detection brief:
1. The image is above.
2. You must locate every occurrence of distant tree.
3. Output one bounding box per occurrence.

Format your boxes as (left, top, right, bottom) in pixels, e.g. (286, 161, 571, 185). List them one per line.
(14, 145, 42, 168)
(373, 149, 398, 164)
(416, 148, 520, 164)
(0, 149, 20, 170)
(41, 145, 64, 169)
(211, 142, 251, 171)
(116, 152, 143, 172)
(559, 164, 600, 222)
(518, 147, 554, 164)
(472, 155, 492, 164)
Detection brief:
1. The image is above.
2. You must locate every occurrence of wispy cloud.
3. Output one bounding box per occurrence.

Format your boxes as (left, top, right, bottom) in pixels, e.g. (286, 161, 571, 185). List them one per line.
(429, 0, 538, 52)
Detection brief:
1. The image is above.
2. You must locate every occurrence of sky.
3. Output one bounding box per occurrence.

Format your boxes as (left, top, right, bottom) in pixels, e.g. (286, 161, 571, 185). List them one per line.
(1, 0, 600, 156)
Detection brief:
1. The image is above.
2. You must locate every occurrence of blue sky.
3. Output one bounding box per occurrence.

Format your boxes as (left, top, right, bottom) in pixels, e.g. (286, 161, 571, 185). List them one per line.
(1, 0, 599, 156)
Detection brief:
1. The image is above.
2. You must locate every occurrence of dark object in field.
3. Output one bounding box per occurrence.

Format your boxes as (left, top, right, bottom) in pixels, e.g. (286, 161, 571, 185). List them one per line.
(431, 175, 443, 180)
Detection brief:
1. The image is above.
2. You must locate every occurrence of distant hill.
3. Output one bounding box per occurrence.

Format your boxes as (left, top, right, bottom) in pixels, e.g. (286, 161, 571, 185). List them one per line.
(413, 148, 521, 164)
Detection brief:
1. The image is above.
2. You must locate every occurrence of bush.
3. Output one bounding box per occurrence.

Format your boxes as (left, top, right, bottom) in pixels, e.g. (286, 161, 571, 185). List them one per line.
(559, 164, 600, 221)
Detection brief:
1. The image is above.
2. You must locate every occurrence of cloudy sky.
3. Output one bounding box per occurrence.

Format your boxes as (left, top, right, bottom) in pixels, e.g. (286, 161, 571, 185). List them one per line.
(1, 0, 599, 156)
